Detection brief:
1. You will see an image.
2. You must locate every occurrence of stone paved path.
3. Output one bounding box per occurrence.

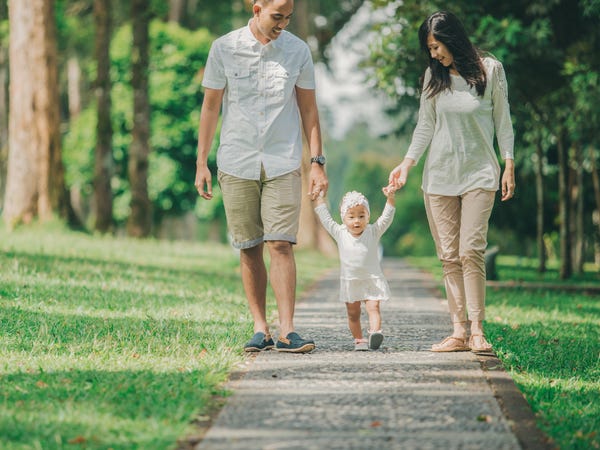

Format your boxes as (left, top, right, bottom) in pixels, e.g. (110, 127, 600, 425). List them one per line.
(195, 259, 550, 450)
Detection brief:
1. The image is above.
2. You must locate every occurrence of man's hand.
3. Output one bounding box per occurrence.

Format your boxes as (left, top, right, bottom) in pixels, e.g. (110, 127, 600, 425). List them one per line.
(195, 163, 213, 200)
(308, 164, 328, 201)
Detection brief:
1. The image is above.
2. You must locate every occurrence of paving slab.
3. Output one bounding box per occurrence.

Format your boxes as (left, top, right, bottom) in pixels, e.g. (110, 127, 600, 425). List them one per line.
(194, 258, 552, 450)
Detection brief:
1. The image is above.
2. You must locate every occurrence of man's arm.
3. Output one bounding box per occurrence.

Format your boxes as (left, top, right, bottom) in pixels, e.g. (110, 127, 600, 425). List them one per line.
(195, 87, 224, 200)
(296, 86, 328, 200)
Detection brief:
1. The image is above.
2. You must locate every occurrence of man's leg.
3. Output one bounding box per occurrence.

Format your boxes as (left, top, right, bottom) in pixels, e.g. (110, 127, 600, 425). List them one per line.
(240, 243, 269, 335)
(266, 240, 296, 338)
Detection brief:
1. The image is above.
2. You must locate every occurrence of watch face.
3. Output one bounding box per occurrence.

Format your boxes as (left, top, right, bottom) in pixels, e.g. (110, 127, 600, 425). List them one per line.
(312, 155, 326, 165)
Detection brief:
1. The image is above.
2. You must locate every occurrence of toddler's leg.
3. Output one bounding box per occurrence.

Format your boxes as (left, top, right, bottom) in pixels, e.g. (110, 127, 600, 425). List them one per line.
(365, 300, 384, 350)
(345, 301, 363, 339)
(365, 300, 381, 333)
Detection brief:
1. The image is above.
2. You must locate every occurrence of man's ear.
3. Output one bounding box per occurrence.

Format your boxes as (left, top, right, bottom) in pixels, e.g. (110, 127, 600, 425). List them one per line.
(252, 3, 261, 16)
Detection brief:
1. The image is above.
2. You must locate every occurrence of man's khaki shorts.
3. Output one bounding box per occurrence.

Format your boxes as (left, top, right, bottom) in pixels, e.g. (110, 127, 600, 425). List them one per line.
(218, 168, 301, 249)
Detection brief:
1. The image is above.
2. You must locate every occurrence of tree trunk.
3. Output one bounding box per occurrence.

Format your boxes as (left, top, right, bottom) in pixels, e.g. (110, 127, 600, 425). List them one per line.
(4, 0, 68, 228)
(231, 0, 246, 30)
(292, 0, 336, 255)
(0, 44, 8, 212)
(570, 143, 584, 274)
(127, 0, 152, 237)
(557, 130, 572, 279)
(534, 140, 546, 273)
(589, 146, 600, 239)
(67, 57, 82, 118)
(168, 0, 185, 24)
(93, 0, 114, 233)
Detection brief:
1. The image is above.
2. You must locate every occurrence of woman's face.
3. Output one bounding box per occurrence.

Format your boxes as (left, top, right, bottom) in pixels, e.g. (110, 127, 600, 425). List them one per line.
(343, 204, 369, 237)
(427, 33, 454, 69)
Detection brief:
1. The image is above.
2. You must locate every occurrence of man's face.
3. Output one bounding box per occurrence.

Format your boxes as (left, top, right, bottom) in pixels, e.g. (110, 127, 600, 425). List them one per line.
(252, 0, 294, 43)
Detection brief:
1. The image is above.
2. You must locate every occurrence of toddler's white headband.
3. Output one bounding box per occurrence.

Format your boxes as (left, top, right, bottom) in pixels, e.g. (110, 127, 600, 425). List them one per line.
(340, 191, 370, 218)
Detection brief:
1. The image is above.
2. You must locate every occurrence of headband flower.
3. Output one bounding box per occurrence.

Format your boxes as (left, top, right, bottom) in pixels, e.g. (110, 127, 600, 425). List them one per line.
(340, 191, 370, 219)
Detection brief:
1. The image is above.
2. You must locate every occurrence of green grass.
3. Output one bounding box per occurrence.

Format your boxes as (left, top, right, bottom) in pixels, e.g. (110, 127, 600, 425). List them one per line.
(409, 256, 600, 450)
(0, 223, 336, 449)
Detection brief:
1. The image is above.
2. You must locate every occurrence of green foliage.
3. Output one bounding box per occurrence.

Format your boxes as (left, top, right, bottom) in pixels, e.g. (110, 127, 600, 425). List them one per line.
(63, 21, 217, 226)
(0, 223, 336, 449)
(487, 291, 600, 450)
(410, 255, 600, 450)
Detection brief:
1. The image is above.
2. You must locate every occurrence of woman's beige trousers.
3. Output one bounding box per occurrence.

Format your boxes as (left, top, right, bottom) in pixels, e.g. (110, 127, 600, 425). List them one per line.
(424, 189, 495, 323)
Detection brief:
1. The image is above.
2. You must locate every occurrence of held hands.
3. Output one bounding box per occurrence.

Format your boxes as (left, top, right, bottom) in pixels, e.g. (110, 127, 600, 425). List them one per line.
(383, 184, 397, 206)
(308, 164, 329, 201)
(382, 185, 396, 197)
(388, 158, 414, 190)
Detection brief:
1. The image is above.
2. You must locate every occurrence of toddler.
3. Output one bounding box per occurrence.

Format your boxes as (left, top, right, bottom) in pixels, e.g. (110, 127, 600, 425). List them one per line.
(313, 187, 396, 350)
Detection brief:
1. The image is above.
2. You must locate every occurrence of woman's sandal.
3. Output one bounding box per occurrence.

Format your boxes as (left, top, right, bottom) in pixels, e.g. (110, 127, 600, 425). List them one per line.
(469, 334, 493, 353)
(431, 336, 470, 352)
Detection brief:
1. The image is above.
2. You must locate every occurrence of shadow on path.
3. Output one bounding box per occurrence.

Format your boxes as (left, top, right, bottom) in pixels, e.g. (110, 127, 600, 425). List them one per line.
(193, 258, 552, 450)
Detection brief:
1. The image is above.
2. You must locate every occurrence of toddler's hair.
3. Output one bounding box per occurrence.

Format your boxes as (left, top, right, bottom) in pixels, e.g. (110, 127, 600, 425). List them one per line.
(340, 191, 370, 218)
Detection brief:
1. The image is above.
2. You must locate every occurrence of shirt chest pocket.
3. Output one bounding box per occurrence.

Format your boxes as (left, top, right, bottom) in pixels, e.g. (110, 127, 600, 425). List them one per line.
(225, 68, 253, 103)
(269, 68, 298, 99)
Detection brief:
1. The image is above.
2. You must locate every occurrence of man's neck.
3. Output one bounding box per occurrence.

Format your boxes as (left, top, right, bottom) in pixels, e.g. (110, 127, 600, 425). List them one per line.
(249, 18, 271, 45)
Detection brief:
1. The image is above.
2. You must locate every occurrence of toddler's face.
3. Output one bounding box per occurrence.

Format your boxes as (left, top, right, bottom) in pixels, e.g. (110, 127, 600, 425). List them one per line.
(343, 204, 369, 237)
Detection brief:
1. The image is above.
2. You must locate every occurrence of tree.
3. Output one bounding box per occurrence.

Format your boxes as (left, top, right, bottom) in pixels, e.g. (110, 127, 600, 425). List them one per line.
(3, 0, 69, 227)
(0, 17, 7, 213)
(127, 0, 152, 237)
(93, 0, 113, 233)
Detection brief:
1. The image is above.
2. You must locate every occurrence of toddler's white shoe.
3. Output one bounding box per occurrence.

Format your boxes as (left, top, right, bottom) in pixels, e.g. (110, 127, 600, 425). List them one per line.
(368, 331, 384, 350)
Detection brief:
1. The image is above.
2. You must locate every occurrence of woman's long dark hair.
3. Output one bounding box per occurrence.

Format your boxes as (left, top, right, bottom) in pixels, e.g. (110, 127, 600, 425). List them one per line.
(418, 11, 486, 98)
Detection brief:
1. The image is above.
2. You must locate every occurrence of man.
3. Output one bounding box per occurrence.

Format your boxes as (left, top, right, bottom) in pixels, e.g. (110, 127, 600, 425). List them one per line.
(195, 0, 328, 353)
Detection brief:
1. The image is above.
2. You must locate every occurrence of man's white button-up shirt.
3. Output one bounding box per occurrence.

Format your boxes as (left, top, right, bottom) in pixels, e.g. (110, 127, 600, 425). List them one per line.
(202, 24, 316, 180)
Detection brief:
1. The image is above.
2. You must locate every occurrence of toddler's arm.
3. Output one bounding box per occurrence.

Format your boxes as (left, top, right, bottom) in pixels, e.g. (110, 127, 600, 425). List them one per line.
(313, 193, 326, 207)
(312, 194, 341, 240)
(373, 186, 397, 237)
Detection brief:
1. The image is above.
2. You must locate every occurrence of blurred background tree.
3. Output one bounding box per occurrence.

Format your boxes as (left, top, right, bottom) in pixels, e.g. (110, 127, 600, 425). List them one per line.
(0, 0, 598, 278)
(1, 0, 368, 245)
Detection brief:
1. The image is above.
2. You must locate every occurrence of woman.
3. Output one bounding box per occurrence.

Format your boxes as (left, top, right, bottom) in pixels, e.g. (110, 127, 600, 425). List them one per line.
(388, 11, 515, 353)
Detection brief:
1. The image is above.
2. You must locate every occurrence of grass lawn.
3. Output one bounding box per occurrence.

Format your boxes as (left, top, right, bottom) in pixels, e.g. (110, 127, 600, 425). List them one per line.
(410, 255, 600, 450)
(0, 223, 336, 450)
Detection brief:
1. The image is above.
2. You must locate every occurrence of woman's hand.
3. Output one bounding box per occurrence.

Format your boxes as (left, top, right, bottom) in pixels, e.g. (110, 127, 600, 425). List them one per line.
(388, 158, 415, 190)
(501, 158, 515, 201)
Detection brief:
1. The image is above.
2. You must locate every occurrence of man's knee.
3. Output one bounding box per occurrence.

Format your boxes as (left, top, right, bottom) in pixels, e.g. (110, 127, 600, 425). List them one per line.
(266, 240, 293, 255)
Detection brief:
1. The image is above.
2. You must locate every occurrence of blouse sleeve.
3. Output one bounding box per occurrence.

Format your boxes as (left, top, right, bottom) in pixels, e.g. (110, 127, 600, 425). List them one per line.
(314, 203, 342, 241)
(373, 204, 396, 239)
(405, 68, 436, 163)
(491, 60, 515, 160)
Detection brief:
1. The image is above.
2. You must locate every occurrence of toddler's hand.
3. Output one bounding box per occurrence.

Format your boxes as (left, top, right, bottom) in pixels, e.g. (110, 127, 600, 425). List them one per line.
(382, 185, 396, 197)
(310, 190, 326, 205)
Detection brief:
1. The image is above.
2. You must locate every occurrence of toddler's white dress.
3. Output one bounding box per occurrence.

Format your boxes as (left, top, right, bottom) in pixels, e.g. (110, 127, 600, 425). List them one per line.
(315, 203, 395, 303)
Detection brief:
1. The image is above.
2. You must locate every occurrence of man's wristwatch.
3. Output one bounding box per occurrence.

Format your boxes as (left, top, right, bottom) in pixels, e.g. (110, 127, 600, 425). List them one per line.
(310, 155, 326, 166)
